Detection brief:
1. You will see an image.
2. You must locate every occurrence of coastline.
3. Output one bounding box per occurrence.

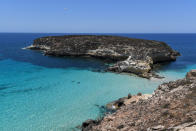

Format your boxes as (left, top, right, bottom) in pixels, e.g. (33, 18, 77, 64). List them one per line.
(23, 34, 196, 131)
(1, 0, 196, 130)
(1, 33, 196, 131)
(26, 35, 180, 79)
(81, 70, 196, 131)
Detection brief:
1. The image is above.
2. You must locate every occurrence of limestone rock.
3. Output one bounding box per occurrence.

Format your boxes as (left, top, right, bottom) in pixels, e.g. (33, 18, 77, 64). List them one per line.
(83, 70, 196, 131)
(26, 35, 180, 78)
(186, 69, 196, 80)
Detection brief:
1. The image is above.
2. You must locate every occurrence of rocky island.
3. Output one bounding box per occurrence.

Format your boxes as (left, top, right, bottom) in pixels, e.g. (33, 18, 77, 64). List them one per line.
(82, 70, 196, 131)
(26, 35, 180, 78)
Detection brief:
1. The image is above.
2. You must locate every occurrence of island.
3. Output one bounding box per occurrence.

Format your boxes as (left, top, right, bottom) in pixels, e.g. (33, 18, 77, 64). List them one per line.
(26, 35, 180, 78)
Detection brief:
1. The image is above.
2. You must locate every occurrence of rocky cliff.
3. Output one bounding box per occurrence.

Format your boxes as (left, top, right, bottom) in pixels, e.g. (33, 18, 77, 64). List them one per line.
(26, 35, 180, 78)
(82, 70, 196, 131)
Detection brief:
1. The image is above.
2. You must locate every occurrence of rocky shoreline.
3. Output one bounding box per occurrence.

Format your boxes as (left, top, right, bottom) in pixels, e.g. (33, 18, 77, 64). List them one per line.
(25, 35, 196, 130)
(26, 35, 180, 79)
(82, 70, 196, 131)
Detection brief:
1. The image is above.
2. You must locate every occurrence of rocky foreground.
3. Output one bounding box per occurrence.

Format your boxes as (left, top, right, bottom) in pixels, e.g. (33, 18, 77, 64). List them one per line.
(82, 70, 196, 131)
(26, 35, 180, 78)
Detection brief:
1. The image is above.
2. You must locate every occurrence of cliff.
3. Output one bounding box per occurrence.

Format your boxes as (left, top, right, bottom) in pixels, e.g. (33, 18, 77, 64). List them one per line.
(26, 35, 180, 78)
(82, 70, 196, 131)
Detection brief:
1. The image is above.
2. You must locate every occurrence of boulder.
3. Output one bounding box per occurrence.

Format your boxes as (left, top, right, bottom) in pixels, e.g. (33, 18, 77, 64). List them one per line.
(186, 70, 196, 80)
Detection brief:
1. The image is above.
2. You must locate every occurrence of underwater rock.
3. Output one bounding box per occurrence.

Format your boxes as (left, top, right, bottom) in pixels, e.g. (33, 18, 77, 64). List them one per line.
(81, 119, 100, 131)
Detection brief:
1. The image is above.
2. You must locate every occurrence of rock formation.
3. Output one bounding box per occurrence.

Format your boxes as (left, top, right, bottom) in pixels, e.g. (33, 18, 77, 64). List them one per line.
(82, 70, 196, 131)
(26, 35, 180, 78)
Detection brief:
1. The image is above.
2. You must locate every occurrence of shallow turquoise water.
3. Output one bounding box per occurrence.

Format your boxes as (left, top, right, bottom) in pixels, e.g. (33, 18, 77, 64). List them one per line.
(0, 33, 196, 131)
(0, 59, 161, 131)
(159, 64, 196, 81)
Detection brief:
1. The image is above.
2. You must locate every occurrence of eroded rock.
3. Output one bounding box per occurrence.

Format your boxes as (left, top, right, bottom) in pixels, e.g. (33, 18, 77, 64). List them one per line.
(186, 69, 196, 80)
(81, 119, 100, 131)
(26, 35, 180, 78)
(85, 70, 196, 131)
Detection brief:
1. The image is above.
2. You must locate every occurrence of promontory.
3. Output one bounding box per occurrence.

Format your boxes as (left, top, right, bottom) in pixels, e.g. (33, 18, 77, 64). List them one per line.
(26, 35, 180, 78)
(82, 70, 196, 131)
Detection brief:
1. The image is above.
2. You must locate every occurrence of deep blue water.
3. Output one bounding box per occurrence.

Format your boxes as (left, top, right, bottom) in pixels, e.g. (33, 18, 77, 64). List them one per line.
(0, 33, 196, 131)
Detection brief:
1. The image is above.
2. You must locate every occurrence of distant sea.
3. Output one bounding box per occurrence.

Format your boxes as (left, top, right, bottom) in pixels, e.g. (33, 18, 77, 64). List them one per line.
(0, 33, 196, 131)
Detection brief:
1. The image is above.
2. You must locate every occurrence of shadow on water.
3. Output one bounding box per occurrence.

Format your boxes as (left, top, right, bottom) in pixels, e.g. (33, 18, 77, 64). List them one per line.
(4, 48, 109, 71)
(0, 84, 13, 91)
(24, 77, 40, 82)
(0, 33, 111, 71)
(153, 61, 188, 73)
(10, 86, 43, 94)
(0, 86, 49, 97)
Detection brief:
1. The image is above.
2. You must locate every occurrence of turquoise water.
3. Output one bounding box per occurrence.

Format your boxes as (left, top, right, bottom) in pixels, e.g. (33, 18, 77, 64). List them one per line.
(0, 33, 196, 131)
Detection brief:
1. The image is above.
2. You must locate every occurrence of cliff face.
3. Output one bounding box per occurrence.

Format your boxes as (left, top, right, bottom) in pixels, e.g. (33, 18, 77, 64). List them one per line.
(82, 70, 196, 131)
(27, 35, 180, 78)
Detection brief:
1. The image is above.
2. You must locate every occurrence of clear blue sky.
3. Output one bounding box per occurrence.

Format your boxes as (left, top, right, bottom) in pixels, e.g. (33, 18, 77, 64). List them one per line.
(0, 0, 196, 33)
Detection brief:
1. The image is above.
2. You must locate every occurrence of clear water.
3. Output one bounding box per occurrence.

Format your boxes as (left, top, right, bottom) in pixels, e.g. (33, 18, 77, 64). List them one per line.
(0, 33, 196, 131)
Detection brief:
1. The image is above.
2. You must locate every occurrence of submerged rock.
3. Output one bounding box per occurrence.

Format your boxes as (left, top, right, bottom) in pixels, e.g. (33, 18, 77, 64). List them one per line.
(81, 119, 100, 131)
(137, 92, 142, 96)
(106, 94, 151, 111)
(128, 93, 132, 99)
(26, 35, 180, 78)
(106, 97, 126, 111)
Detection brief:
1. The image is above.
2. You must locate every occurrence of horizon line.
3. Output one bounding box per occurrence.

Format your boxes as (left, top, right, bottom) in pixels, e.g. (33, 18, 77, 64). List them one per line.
(0, 32, 196, 34)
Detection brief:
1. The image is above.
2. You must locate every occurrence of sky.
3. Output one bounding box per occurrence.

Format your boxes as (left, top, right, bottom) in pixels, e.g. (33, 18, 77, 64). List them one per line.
(0, 0, 196, 33)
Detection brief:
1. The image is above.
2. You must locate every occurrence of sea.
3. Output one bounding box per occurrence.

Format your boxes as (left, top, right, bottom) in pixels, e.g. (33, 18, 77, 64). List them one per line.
(0, 33, 196, 131)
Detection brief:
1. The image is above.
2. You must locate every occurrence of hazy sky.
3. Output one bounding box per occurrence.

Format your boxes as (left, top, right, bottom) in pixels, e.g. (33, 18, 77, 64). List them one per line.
(0, 0, 196, 33)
